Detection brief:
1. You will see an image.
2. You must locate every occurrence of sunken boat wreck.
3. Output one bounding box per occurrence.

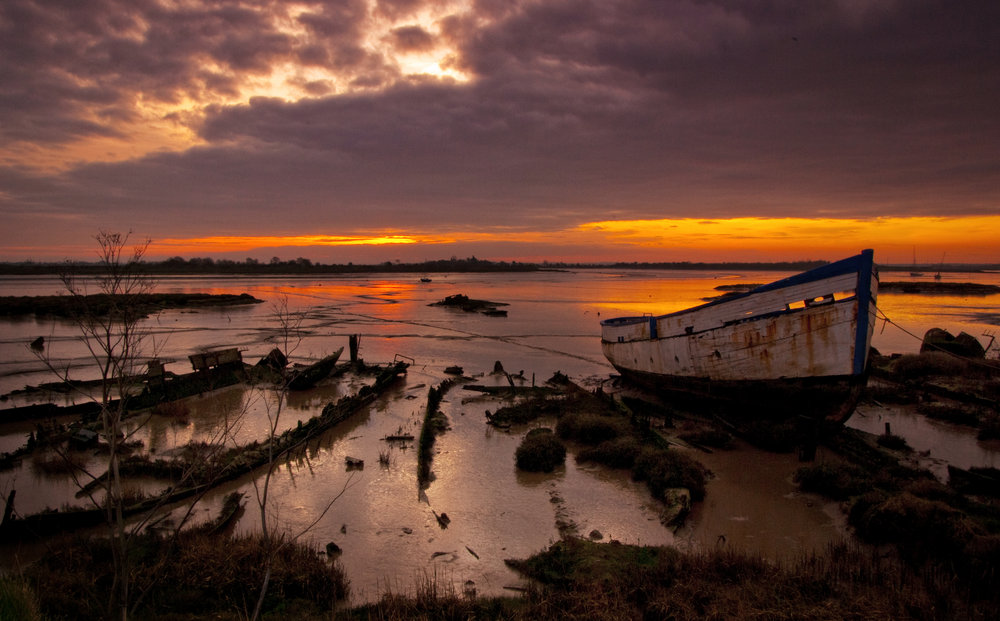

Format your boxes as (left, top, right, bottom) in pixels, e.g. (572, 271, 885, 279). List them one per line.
(601, 249, 878, 424)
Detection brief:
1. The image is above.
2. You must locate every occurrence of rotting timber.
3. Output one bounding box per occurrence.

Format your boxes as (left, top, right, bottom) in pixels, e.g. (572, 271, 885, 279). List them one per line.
(0, 359, 408, 542)
(1, 347, 345, 426)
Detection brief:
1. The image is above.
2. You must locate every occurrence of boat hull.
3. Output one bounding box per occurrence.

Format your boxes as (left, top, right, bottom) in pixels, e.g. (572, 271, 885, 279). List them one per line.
(607, 364, 867, 423)
(601, 250, 878, 423)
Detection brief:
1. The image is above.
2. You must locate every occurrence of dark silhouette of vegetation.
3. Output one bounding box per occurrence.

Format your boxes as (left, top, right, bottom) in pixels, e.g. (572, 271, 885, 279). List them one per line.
(0, 292, 261, 318)
(0, 256, 540, 276)
(342, 535, 1000, 620)
(555, 412, 629, 445)
(19, 531, 347, 620)
(515, 428, 566, 473)
(795, 430, 1000, 607)
(417, 379, 457, 485)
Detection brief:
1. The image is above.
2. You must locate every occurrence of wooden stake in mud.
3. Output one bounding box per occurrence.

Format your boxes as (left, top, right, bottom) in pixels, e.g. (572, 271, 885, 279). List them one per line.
(349, 334, 360, 362)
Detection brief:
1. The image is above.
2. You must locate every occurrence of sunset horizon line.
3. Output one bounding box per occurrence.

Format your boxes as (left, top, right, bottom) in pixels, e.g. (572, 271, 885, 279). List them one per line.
(3, 254, 999, 270)
(1, 215, 998, 266)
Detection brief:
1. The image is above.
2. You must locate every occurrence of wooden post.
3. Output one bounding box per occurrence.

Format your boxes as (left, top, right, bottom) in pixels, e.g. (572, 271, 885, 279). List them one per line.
(1, 489, 14, 528)
(349, 334, 360, 362)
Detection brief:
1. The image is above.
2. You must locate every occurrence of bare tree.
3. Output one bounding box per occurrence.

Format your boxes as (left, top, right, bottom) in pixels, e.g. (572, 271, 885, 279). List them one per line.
(59, 230, 154, 621)
(39, 232, 246, 619)
(31, 241, 348, 619)
(246, 298, 352, 621)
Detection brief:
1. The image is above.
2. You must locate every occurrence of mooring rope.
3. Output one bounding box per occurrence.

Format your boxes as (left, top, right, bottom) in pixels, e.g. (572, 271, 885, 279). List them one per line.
(874, 305, 999, 370)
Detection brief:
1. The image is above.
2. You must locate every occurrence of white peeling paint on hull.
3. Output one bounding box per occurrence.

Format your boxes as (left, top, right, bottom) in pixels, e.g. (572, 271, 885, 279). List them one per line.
(601, 250, 878, 423)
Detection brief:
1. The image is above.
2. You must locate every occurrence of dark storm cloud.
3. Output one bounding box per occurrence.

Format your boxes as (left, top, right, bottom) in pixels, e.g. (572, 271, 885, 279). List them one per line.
(390, 25, 437, 53)
(2, 0, 999, 253)
(187, 0, 1000, 221)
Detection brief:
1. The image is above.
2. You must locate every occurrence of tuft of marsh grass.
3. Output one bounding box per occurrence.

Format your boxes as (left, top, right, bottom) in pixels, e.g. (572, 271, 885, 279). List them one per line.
(0, 574, 44, 621)
(515, 428, 566, 473)
(23, 531, 348, 620)
(555, 412, 629, 445)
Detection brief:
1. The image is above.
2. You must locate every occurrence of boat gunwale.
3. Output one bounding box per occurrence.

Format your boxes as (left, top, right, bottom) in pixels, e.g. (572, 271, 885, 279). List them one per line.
(600, 249, 877, 328)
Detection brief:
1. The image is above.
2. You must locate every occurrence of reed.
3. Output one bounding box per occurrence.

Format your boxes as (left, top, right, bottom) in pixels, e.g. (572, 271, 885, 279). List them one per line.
(0, 574, 43, 621)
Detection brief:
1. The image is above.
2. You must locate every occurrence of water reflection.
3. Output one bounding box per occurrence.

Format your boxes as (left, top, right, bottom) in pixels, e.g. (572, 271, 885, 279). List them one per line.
(2, 269, 999, 603)
(849, 402, 1000, 480)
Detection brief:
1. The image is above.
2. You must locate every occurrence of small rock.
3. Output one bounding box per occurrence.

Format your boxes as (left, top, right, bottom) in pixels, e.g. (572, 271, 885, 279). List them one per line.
(402, 527, 413, 534)
(589, 529, 603, 540)
(325, 542, 342, 556)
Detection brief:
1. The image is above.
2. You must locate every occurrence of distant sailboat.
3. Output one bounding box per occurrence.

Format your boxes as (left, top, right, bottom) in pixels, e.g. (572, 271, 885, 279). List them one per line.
(934, 253, 945, 280)
(910, 248, 923, 277)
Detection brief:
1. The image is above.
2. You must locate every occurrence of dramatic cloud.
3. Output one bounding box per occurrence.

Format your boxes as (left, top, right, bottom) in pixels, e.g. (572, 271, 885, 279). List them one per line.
(1, 0, 998, 261)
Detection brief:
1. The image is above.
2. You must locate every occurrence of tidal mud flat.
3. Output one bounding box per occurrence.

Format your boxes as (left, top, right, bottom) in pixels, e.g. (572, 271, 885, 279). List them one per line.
(2, 273, 1000, 618)
(4, 342, 1000, 618)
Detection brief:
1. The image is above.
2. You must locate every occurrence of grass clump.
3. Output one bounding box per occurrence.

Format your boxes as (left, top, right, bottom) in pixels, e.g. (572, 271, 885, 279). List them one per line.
(851, 492, 982, 560)
(632, 447, 706, 501)
(794, 462, 872, 501)
(556, 411, 629, 445)
(24, 531, 347, 620)
(0, 574, 43, 621)
(576, 436, 642, 469)
(497, 537, 999, 620)
(515, 428, 566, 473)
(918, 401, 985, 427)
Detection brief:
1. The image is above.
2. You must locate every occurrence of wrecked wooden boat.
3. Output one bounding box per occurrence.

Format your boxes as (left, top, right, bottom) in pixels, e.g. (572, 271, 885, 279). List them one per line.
(287, 347, 344, 390)
(601, 249, 878, 423)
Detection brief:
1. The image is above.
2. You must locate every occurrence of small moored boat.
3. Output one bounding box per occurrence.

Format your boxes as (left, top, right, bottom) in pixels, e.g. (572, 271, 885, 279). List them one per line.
(601, 250, 878, 423)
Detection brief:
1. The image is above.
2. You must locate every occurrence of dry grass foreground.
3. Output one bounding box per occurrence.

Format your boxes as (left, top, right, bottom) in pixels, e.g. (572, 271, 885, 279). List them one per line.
(351, 536, 995, 620)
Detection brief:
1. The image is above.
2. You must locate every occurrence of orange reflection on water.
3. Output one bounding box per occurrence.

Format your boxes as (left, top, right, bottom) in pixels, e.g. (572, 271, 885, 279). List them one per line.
(587, 272, 735, 318)
(258, 279, 421, 319)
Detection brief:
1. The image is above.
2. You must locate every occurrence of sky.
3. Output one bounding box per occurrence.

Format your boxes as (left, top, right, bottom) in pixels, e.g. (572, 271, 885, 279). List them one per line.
(1, 0, 998, 265)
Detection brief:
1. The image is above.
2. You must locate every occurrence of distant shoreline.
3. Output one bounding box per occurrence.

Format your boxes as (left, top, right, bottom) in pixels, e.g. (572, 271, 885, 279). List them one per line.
(2, 257, 997, 276)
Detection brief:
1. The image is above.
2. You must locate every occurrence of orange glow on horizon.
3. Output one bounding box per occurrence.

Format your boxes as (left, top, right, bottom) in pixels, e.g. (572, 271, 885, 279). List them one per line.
(572, 215, 1000, 262)
(151, 234, 441, 254)
(26, 214, 994, 264)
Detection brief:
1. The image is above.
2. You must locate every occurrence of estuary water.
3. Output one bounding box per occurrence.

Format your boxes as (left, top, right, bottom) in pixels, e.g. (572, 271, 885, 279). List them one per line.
(1, 268, 998, 602)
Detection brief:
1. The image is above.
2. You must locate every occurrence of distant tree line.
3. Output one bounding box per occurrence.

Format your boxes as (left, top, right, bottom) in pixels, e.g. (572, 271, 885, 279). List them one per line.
(4, 256, 997, 276)
(0, 256, 540, 275)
